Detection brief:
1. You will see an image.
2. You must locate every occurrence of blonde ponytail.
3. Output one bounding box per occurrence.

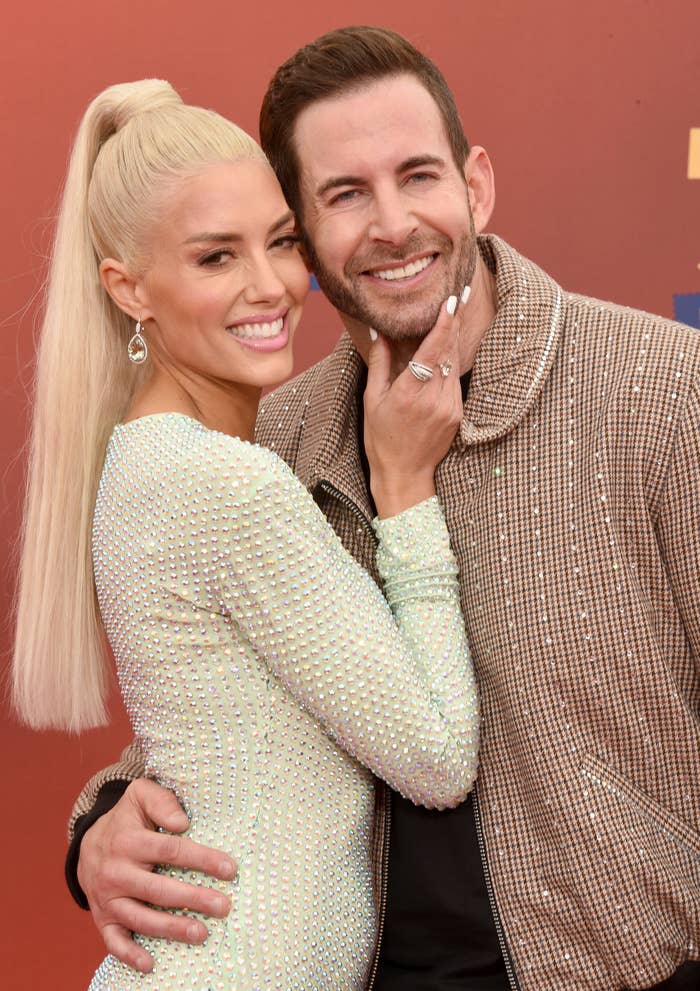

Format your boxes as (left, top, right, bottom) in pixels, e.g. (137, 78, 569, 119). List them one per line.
(13, 80, 265, 730)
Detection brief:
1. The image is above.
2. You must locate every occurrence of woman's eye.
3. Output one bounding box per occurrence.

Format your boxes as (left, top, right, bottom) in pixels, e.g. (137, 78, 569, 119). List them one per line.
(271, 235, 300, 250)
(199, 250, 232, 267)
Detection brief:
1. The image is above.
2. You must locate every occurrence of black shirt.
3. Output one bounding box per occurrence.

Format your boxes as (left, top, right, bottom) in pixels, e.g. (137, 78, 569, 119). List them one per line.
(374, 791, 510, 990)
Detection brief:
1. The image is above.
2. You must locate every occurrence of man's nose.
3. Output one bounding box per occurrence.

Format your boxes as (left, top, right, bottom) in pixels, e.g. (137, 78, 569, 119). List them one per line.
(367, 187, 418, 246)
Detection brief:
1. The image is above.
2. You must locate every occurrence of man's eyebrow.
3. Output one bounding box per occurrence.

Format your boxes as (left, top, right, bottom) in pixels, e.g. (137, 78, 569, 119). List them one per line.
(183, 211, 295, 245)
(316, 175, 365, 199)
(315, 156, 447, 199)
(400, 154, 447, 171)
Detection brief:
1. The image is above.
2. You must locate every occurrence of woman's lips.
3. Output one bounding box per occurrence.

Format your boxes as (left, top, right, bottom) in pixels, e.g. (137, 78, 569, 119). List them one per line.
(226, 313, 290, 353)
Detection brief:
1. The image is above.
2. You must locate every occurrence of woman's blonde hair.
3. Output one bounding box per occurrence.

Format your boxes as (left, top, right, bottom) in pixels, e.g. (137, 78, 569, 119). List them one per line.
(13, 80, 266, 731)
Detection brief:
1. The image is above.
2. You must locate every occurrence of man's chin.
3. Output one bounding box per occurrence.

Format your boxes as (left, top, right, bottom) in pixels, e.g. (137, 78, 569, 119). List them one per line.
(311, 269, 442, 340)
(370, 313, 441, 342)
(372, 323, 431, 343)
(358, 299, 443, 342)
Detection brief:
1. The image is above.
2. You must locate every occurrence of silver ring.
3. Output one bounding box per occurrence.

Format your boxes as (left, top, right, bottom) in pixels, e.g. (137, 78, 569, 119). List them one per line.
(438, 359, 453, 378)
(408, 360, 434, 382)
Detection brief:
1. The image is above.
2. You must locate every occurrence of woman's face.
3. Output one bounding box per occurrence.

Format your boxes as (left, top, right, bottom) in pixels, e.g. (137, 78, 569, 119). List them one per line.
(135, 158, 309, 391)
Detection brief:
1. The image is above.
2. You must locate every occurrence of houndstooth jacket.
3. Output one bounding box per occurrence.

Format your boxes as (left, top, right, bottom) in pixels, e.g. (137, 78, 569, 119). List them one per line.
(71, 236, 700, 991)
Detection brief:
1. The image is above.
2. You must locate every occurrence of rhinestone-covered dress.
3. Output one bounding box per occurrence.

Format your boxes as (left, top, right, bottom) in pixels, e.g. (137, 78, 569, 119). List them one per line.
(89, 413, 479, 990)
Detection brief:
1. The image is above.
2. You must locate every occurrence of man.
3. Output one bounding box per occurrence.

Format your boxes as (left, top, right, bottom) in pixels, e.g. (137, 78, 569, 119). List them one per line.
(66, 26, 700, 991)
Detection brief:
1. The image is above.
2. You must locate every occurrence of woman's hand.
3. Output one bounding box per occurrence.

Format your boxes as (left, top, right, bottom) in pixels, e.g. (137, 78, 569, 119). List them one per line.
(364, 290, 467, 519)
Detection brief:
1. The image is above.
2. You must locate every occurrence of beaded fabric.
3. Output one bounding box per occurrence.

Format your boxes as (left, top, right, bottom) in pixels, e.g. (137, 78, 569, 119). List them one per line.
(88, 413, 479, 990)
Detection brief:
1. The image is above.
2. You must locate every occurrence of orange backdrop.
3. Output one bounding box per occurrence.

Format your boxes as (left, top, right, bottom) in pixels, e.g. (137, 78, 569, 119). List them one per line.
(1, 2, 698, 987)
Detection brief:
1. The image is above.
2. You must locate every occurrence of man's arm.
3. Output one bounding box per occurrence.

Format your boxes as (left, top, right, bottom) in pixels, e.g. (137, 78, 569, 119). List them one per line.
(67, 741, 146, 841)
(655, 375, 700, 672)
(68, 748, 236, 973)
(66, 740, 146, 909)
(66, 779, 131, 908)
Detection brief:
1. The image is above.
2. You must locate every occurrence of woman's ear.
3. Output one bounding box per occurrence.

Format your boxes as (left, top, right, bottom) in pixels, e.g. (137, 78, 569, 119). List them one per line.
(463, 146, 496, 233)
(99, 259, 152, 321)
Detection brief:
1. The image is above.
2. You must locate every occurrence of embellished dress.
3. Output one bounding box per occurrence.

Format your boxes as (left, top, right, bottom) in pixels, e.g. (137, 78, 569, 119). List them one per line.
(88, 413, 479, 991)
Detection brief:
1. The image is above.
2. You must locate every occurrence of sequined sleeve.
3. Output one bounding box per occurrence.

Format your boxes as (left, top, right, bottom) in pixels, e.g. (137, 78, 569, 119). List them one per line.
(210, 441, 479, 810)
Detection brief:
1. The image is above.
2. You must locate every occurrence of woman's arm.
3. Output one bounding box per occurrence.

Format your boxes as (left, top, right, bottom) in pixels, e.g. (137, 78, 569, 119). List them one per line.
(211, 447, 478, 810)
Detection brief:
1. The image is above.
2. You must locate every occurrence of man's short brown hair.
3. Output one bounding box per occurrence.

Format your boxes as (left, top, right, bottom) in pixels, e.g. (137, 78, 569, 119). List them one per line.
(259, 25, 470, 220)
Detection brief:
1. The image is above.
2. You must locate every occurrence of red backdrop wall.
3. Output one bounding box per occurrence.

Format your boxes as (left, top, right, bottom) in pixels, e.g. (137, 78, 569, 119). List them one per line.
(1, 1, 698, 987)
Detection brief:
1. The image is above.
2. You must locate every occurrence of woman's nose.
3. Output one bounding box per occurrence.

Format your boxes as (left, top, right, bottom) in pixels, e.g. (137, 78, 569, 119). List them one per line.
(243, 255, 287, 303)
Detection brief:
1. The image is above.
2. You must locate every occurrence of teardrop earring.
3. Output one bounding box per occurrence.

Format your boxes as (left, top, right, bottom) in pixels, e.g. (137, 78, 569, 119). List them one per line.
(127, 319, 148, 364)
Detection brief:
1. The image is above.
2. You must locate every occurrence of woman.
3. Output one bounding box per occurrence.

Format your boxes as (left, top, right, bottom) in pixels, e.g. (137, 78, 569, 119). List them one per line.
(13, 80, 478, 989)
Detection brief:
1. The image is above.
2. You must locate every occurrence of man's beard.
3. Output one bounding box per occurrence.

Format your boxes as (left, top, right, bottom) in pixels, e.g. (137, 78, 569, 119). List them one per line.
(303, 218, 478, 343)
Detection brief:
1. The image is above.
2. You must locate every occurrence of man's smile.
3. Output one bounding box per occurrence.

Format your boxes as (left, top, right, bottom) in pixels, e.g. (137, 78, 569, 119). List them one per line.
(361, 252, 439, 287)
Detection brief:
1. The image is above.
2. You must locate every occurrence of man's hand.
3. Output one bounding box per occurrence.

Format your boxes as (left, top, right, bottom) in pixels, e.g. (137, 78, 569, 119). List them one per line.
(77, 778, 236, 973)
(364, 294, 464, 519)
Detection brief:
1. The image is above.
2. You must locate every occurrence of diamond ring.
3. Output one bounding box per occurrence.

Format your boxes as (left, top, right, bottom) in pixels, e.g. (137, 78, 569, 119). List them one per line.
(408, 360, 434, 382)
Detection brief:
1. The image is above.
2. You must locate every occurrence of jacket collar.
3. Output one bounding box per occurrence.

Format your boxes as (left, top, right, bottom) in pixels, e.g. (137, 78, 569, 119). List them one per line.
(462, 235, 563, 445)
(296, 235, 564, 500)
(294, 334, 374, 517)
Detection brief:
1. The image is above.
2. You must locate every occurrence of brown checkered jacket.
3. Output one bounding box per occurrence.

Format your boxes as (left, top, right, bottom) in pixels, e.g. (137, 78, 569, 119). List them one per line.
(71, 236, 700, 990)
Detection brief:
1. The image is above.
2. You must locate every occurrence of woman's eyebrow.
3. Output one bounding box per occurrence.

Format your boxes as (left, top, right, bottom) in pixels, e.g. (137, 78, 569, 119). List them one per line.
(183, 210, 295, 245)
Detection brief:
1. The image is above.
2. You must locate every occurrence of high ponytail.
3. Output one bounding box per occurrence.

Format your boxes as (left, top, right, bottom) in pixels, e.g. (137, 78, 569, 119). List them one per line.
(13, 80, 265, 730)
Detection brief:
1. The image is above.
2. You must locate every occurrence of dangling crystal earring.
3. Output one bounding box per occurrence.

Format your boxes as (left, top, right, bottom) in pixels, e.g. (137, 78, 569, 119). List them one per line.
(127, 319, 148, 364)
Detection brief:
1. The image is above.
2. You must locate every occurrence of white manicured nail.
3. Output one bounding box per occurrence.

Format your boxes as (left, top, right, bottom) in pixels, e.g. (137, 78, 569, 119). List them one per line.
(369, 327, 378, 342)
(461, 284, 471, 304)
(446, 295, 458, 316)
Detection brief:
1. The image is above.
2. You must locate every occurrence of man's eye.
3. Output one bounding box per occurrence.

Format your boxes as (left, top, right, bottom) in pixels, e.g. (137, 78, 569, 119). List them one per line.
(329, 189, 358, 205)
(407, 172, 433, 184)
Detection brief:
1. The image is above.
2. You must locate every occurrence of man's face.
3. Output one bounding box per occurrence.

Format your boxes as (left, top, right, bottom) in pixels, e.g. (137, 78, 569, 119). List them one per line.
(293, 73, 477, 342)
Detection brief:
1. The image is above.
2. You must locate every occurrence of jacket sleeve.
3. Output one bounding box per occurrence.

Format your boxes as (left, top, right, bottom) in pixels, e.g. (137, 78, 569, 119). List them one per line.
(212, 448, 479, 810)
(68, 740, 145, 840)
(65, 740, 146, 909)
(655, 374, 700, 687)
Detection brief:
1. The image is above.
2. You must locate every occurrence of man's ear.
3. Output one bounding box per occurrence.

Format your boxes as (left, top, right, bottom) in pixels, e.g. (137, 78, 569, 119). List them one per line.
(99, 259, 152, 322)
(463, 146, 496, 233)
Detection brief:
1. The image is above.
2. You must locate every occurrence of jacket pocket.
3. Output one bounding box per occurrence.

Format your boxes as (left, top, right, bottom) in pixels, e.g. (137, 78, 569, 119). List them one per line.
(580, 753, 700, 860)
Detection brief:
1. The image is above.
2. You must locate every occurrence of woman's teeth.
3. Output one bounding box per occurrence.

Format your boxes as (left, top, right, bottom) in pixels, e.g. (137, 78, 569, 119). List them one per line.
(227, 317, 284, 339)
(373, 255, 435, 281)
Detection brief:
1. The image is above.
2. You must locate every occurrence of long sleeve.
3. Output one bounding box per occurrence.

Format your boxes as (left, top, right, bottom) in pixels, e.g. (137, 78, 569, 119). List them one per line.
(655, 376, 700, 692)
(68, 740, 145, 840)
(68, 420, 480, 852)
(209, 443, 479, 810)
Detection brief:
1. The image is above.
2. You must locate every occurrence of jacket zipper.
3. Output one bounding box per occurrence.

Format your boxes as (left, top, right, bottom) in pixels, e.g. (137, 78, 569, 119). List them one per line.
(320, 481, 520, 990)
(318, 480, 376, 537)
(472, 783, 521, 990)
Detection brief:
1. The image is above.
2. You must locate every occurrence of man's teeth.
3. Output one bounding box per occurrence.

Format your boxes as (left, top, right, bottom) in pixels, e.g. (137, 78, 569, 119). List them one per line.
(227, 317, 284, 339)
(373, 255, 435, 281)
